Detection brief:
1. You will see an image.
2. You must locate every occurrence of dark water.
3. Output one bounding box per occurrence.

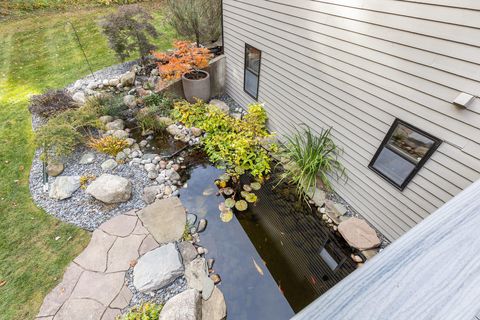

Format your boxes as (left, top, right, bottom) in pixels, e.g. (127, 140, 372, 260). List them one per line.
(144, 131, 356, 317)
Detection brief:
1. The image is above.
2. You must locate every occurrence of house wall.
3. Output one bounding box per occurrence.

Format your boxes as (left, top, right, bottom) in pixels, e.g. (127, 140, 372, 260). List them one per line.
(222, 0, 480, 240)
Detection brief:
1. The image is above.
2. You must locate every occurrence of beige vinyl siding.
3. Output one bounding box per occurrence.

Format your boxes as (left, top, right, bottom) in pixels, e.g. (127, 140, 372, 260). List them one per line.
(223, 0, 480, 240)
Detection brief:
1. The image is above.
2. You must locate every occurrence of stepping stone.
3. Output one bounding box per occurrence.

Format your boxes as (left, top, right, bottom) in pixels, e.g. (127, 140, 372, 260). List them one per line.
(99, 214, 138, 237)
(86, 174, 132, 204)
(185, 257, 211, 296)
(79, 153, 95, 164)
(54, 298, 105, 320)
(110, 284, 132, 309)
(106, 234, 145, 272)
(159, 289, 202, 320)
(74, 229, 116, 272)
(49, 176, 80, 200)
(138, 235, 159, 256)
(137, 197, 186, 244)
(132, 220, 149, 235)
(338, 217, 381, 250)
(37, 263, 83, 317)
(202, 287, 227, 320)
(70, 271, 124, 306)
(101, 308, 121, 320)
(133, 243, 183, 293)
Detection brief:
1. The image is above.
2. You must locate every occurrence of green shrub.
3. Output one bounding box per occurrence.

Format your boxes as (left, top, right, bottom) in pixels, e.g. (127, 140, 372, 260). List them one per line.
(28, 89, 77, 118)
(35, 105, 101, 161)
(135, 93, 174, 133)
(84, 94, 128, 117)
(172, 100, 273, 179)
(117, 302, 163, 320)
(279, 126, 346, 202)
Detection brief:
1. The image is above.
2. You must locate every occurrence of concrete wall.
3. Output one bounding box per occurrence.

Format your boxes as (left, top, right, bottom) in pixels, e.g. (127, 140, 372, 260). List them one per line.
(222, 0, 480, 240)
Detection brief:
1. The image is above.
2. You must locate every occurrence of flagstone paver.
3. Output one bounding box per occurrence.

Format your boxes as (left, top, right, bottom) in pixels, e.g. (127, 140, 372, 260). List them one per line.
(106, 234, 146, 272)
(74, 229, 116, 272)
(100, 214, 138, 237)
(70, 271, 125, 306)
(139, 234, 160, 256)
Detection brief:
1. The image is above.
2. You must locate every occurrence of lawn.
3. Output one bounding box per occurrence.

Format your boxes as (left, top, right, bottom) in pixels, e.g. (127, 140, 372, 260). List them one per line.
(0, 4, 176, 319)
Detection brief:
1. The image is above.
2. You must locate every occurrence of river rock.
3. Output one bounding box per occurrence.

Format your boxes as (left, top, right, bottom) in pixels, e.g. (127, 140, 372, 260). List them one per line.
(47, 163, 64, 177)
(197, 219, 207, 233)
(123, 94, 137, 108)
(86, 174, 132, 204)
(72, 91, 86, 104)
(185, 257, 209, 292)
(133, 243, 183, 293)
(79, 152, 95, 164)
(209, 99, 229, 113)
(49, 176, 80, 200)
(120, 71, 135, 87)
(338, 217, 381, 250)
(143, 185, 162, 204)
(101, 159, 117, 171)
(106, 119, 124, 131)
(159, 289, 201, 320)
(112, 130, 129, 139)
(137, 197, 186, 244)
(202, 287, 227, 320)
(99, 115, 113, 124)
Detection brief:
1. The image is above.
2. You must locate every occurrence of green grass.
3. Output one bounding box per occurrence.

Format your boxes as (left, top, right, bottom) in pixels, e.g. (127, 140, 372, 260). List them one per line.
(0, 4, 176, 319)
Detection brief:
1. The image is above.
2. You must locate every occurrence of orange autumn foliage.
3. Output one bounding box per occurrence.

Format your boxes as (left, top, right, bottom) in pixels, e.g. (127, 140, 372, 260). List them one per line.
(153, 41, 212, 81)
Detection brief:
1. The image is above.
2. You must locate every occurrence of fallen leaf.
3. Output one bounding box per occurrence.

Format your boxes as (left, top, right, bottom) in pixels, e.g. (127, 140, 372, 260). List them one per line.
(0, 280, 6, 287)
(55, 236, 61, 241)
(252, 258, 264, 276)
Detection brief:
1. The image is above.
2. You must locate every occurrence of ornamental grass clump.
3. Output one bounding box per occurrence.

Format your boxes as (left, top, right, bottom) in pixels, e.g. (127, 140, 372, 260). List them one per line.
(172, 100, 273, 179)
(28, 89, 77, 118)
(279, 126, 346, 202)
(87, 136, 129, 156)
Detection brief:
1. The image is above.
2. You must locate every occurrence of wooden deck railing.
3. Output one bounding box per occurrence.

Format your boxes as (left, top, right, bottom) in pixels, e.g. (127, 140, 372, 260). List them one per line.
(292, 179, 480, 320)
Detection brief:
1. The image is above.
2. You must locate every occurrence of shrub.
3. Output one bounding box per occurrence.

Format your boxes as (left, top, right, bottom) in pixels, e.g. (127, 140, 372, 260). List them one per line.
(84, 94, 128, 117)
(100, 5, 159, 61)
(28, 89, 77, 118)
(153, 41, 212, 81)
(35, 105, 101, 161)
(87, 136, 129, 156)
(117, 303, 163, 320)
(165, 0, 221, 46)
(135, 93, 174, 133)
(172, 100, 273, 179)
(279, 126, 346, 202)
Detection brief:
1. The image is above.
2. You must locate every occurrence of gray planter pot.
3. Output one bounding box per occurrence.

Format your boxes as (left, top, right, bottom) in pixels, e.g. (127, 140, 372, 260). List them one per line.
(182, 70, 211, 103)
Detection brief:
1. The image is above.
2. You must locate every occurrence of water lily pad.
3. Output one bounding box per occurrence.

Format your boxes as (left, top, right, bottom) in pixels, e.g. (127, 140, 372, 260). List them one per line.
(245, 193, 258, 203)
(240, 190, 250, 198)
(243, 184, 252, 192)
(219, 173, 230, 182)
(234, 166, 245, 175)
(223, 187, 234, 196)
(220, 209, 233, 223)
(235, 200, 248, 211)
(225, 198, 236, 208)
(250, 182, 261, 191)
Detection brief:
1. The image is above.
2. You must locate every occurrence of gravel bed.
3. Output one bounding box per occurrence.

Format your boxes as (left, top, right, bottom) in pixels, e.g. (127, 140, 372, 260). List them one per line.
(123, 267, 188, 311)
(29, 145, 152, 231)
(66, 60, 138, 92)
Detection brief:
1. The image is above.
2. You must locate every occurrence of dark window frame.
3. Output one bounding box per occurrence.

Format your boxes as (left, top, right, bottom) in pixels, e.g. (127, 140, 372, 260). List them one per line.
(368, 119, 442, 191)
(243, 43, 262, 100)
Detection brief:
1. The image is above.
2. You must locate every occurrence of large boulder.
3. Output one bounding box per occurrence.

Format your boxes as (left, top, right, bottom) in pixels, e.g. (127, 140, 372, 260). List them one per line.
(49, 176, 80, 200)
(159, 289, 202, 320)
(133, 243, 184, 292)
(202, 287, 227, 320)
(86, 174, 132, 204)
(137, 197, 186, 244)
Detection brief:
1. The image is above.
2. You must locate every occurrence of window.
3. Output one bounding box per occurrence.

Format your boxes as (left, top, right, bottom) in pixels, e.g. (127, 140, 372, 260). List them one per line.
(369, 119, 441, 190)
(244, 44, 261, 100)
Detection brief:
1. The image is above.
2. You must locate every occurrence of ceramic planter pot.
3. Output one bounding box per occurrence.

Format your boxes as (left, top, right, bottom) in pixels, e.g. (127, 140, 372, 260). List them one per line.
(182, 70, 211, 103)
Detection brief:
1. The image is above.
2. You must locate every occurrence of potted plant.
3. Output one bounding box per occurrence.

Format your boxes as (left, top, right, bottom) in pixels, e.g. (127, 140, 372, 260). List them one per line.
(154, 41, 213, 102)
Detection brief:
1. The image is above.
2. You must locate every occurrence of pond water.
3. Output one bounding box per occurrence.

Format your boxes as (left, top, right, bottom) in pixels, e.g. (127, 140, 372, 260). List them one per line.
(142, 128, 356, 317)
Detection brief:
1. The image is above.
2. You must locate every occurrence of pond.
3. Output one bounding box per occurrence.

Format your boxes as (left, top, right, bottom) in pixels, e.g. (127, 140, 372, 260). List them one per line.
(175, 152, 357, 318)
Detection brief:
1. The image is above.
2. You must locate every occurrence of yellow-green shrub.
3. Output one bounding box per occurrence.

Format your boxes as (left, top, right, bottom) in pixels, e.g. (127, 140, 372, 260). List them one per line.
(172, 100, 273, 178)
(117, 303, 162, 320)
(87, 136, 129, 156)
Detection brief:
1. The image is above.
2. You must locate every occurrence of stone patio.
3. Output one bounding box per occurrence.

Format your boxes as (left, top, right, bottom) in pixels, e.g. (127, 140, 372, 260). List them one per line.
(36, 198, 226, 320)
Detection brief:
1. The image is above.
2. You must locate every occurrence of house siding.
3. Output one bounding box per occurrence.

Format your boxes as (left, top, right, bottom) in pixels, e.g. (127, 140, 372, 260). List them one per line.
(222, 0, 480, 240)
